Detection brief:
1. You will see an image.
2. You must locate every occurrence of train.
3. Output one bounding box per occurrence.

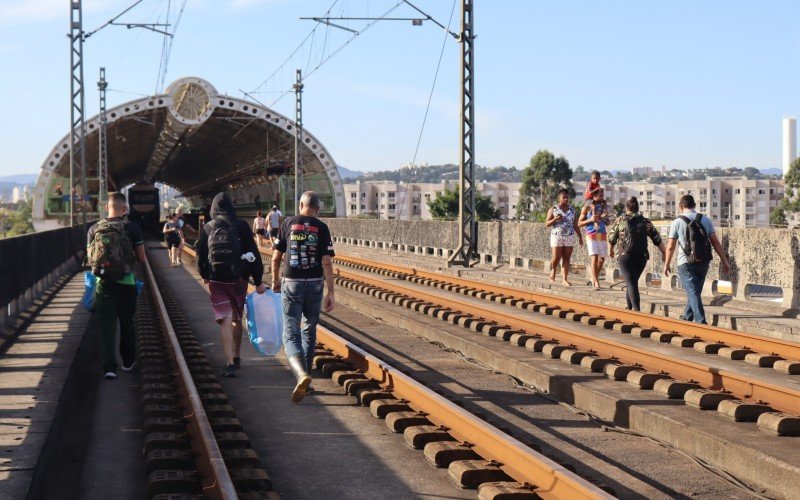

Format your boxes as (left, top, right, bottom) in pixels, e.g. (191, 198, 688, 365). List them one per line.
(126, 183, 161, 231)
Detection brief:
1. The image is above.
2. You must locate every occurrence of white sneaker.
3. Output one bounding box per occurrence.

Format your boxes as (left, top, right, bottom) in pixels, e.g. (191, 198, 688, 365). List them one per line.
(104, 371, 117, 379)
(121, 361, 136, 372)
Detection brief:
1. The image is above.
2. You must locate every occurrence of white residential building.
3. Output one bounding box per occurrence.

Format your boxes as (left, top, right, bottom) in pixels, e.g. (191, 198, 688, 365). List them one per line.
(343, 177, 784, 228)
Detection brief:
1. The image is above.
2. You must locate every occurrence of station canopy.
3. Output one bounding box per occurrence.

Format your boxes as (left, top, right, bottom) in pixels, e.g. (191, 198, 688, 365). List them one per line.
(33, 76, 345, 228)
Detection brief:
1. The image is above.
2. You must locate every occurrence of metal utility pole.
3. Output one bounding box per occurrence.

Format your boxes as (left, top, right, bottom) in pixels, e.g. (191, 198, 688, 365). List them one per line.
(98, 67, 109, 217)
(448, 0, 477, 266)
(293, 69, 304, 216)
(69, 0, 88, 227)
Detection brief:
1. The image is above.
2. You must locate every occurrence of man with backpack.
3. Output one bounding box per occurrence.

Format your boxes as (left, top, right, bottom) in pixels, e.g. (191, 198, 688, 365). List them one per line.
(196, 193, 266, 377)
(271, 191, 335, 404)
(663, 194, 731, 324)
(608, 197, 666, 311)
(87, 192, 146, 379)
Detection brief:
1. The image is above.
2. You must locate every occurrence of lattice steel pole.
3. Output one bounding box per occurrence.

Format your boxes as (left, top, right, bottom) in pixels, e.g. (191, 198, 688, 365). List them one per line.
(98, 67, 108, 217)
(69, 0, 87, 227)
(293, 69, 304, 216)
(448, 0, 477, 267)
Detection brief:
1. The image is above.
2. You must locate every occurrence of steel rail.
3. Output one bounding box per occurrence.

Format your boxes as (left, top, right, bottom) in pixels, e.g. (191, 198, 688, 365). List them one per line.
(336, 266, 800, 415)
(315, 324, 612, 499)
(143, 250, 238, 499)
(333, 255, 800, 362)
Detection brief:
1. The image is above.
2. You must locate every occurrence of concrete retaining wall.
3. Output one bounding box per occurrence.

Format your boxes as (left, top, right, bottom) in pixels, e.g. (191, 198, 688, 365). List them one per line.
(322, 218, 800, 309)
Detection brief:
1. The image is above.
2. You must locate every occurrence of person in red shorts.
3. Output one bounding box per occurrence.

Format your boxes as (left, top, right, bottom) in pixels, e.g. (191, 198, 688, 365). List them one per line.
(196, 193, 266, 377)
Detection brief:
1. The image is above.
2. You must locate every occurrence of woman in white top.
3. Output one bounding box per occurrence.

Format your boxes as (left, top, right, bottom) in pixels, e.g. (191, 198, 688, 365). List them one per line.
(545, 188, 582, 286)
(253, 210, 267, 248)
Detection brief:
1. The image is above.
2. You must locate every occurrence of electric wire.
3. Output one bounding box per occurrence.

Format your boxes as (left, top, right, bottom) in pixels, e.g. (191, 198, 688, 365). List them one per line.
(389, 0, 457, 250)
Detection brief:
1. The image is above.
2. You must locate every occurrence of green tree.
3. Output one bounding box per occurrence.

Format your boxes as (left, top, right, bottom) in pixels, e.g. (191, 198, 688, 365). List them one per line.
(770, 206, 787, 226)
(779, 157, 800, 224)
(426, 187, 499, 221)
(516, 150, 574, 219)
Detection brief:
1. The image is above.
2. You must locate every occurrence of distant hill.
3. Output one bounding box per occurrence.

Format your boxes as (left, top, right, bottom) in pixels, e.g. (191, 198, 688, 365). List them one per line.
(347, 164, 522, 183)
(759, 168, 783, 176)
(0, 173, 37, 184)
(337, 166, 364, 181)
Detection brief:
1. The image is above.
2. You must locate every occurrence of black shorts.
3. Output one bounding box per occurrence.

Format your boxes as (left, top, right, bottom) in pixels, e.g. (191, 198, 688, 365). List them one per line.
(256, 228, 266, 236)
(166, 234, 181, 248)
(269, 228, 279, 239)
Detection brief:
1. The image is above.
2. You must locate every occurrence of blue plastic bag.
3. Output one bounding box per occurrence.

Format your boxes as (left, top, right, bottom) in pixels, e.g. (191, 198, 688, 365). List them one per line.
(83, 271, 96, 312)
(135, 280, 144, 296)
(245, 290, 283, 356)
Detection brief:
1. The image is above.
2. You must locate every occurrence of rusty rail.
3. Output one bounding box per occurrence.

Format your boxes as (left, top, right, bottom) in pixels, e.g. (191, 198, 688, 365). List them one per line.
(315, 325, 613, 499)
(335, 266, 800, 415)
(333, 254, 800, 363)
(143, 251, 238, 499)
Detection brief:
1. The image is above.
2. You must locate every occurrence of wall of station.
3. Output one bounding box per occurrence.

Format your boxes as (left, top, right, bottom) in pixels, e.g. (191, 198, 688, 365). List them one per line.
(323, 219, 800, 309)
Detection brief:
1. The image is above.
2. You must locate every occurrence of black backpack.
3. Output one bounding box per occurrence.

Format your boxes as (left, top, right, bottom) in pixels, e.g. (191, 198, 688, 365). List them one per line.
(207, 218, 242, 282)
(678, 214, 713, 264)
(620, 215, 649, 256)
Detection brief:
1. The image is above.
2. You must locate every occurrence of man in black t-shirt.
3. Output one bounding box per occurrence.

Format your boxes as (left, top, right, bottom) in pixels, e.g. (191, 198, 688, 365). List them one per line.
(271, 191, 335, 403)
(86, 192, 146, 379)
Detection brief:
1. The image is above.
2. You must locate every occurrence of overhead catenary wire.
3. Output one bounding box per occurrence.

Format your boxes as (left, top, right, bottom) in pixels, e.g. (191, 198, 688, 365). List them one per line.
(389, 0, 458, 250)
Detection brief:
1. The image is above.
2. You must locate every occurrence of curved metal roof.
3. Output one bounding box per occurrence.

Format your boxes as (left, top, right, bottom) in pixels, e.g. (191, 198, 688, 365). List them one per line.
(33, 76, 345, 223)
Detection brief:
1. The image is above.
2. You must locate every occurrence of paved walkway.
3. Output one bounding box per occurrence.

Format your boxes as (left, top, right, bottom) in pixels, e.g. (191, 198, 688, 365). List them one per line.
(0, 274, 90, 499)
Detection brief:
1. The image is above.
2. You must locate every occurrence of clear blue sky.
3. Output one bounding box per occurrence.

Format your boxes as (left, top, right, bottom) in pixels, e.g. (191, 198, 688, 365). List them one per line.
(2, 0, 799, 178)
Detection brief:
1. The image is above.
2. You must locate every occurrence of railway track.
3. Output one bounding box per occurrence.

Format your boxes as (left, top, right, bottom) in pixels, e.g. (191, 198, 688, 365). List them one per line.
(334, 255, 800, 375)
(181, 245, 617, 498)
(329, 254, 800, 436)
(139, 249, 273, 498)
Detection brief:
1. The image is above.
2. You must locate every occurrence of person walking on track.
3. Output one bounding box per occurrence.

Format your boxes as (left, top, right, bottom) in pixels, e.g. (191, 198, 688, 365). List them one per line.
(268, 205, 282, 244)
(663, 194, 730, 324)
(163, 213, 182, 267)
(608, 197, 666, 311)
(578, 188, 609, 290)
(196, 193, 266, 377)
(253, 210, 267, 248)
(545, 188, 582, 286)
(271, 191, 335, 403)
(87, 192, 146, 379)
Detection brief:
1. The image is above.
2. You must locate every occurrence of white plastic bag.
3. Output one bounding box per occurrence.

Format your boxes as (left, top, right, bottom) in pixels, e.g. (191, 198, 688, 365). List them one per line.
(245, 290, 283, 356)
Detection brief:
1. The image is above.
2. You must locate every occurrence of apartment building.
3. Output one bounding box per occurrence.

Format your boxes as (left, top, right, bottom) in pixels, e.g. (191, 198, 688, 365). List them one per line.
(343, 180, 522, 220)
(343, 177, 784, 227)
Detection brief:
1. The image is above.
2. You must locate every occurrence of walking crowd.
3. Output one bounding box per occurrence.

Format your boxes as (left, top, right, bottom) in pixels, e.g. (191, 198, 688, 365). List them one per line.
(547, 170, 730, 319)
(85, 180, 729, 404)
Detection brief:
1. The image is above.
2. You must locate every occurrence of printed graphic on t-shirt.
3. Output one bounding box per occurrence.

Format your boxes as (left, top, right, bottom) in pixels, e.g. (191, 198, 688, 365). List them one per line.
(288, 222, 321, 271)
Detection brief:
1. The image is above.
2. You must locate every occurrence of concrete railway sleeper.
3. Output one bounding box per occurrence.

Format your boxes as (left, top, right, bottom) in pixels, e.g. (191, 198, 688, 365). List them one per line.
(333, 270, 800, 438)
(310, 325, 616, 500)
(332, 255, 800, 376)
(139, 251, 275, 499)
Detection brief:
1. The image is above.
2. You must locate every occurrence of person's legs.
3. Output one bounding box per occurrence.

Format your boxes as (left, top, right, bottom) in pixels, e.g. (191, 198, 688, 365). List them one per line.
(690, 262, 710, 324)
(94, 279, 119, 375)
(300, 281, 325, 371)
(549, 245, 562, 283)
(629, 256, 647, 311)
(562, 245, 574, 285)
(117, 283, 138, 367)
(589, 254, 600, 288)
(677, 264, 699, 322)
(282, 280, 312, 402)
(596, 256, 605, 283)
(618, 254, 635, 310)
(218, 317, 235, 365)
